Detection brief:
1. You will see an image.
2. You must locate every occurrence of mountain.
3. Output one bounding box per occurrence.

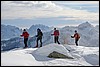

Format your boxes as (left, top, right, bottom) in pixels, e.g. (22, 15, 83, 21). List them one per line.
(1, 43, 99, 66)
(78, 22, 99, 47)
(1, 24, 53, 51)
(28, 24, 52, 37)
(78, 21, 93, 30)
(94, 25, 99, 32)
(1, 37, 24, 51)
(1, 24, 22, 40)
(1, 22, 99, 51)
(1, 24, 52, 40)
(1, 31, 54, 51)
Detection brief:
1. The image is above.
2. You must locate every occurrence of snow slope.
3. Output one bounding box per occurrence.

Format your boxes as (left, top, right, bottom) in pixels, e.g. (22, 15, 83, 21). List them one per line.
(1, 43, 99, 66)
(1, 48, 43, 66)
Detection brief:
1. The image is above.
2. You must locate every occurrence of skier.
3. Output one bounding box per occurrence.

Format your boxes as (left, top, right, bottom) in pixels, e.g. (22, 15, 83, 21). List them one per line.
(20, 29, 29, 48)
(35, 28, 43, 48)
(51, 28, 60, 44)
(71, 30, 80, 46)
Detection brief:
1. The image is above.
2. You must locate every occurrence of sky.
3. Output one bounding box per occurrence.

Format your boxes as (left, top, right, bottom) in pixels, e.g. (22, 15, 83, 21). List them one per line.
(1, 1, 99, 29)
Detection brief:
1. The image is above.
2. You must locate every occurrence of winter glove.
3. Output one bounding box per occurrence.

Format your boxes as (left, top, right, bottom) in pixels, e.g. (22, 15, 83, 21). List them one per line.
(71, 36, 74, 38)
(20, 35, 23, 37)
(51, 34, 53, 36)
(35, 35, 38, 37)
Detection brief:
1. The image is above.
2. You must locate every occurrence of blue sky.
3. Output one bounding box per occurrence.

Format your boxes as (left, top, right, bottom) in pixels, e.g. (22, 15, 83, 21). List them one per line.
(1, 1, 99, 29)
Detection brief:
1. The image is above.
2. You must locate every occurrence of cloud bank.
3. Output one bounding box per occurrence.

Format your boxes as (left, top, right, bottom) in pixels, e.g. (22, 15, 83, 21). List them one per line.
(1, 1, 99, 24)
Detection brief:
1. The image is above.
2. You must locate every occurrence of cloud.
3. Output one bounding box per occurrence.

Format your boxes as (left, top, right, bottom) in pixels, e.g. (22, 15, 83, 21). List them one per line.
(53, 1, 99, 5)
(1, 1, 63, 10)
(1, 1, 99, 23)
(1, 1, 63, 19)
(53, 1, 99, 13)
(58, 9, 99, 22)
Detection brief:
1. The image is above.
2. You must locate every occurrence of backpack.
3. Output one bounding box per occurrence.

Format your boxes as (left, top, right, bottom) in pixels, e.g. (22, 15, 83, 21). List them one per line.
(77, 33, 80, 39)
(40, 32, 43, 36)
(74, 33, 80, 39)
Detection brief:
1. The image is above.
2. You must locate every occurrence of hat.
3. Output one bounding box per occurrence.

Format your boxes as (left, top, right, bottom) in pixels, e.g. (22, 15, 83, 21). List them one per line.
(54, 28, 56, 30)
(75, 30, 77, 32)
(23, 29, 26, 31)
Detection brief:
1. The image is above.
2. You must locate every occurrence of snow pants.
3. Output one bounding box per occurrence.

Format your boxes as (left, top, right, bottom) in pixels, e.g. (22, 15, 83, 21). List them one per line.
(54, 36, 60, 44)
(36, 37, 42, 47)
(24, 38, 28, 47)
(75, 39, 79, 46)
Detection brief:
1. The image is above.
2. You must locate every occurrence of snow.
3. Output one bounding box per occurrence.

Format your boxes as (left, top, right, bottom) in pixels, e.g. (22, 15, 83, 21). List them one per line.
(1, 43, 99, 66)
(34, 43, 73, 57)
(1, 48, 43, 66)
(1, 21, 99, 66)
(63, 45, 99, 66)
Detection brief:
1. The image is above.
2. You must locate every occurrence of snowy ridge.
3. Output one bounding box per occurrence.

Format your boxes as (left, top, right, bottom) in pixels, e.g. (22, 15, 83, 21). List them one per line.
(28, 24, 52, 37)
(1, 43, 99, 66)
(1, 24, 22, 40)
(1, 24, 52, 40)
(1, 22, 99, 51)
(34, 43, 73, 57)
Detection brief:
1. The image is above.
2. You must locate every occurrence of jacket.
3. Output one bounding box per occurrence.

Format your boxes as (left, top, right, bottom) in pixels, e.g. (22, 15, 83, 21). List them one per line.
(74, 33, 80, 40)
(53, 30, 59, 36)
(21, 31, 29, 38)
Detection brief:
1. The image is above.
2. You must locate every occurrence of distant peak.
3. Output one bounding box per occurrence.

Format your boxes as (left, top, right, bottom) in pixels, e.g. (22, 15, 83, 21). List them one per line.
(83, 21, 91, 25)
(86, 21, 89, 23)
(78, 21, 94, 29)
(79, 21, 92, 26)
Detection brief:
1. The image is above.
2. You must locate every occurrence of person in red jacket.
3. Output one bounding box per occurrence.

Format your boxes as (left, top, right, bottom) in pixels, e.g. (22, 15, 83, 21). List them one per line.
(51, 28, 60, 44)
(71, 30, 80, 46)
(20, 29, 29, 48)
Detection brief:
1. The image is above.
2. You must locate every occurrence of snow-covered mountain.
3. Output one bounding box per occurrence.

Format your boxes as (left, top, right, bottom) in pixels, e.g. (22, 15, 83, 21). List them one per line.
(77, 22, 99, 47)
(1, 43, 99, 66)
(28, 24, 52, 36)
(1, 22, 99, 51)
(59, 22, 99, 47)
(29, 22, 99, 47)
(1, 22, 99, 66)
(1, 24, 52, 40)
(1, 24, 22, 40)
(1, 24, 53, 51)
(94, 25, 99, 32)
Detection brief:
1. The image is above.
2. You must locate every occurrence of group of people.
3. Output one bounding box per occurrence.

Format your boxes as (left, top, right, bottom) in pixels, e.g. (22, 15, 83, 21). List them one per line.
(20, 28, 43, 48)
(20, 28, 80, 48)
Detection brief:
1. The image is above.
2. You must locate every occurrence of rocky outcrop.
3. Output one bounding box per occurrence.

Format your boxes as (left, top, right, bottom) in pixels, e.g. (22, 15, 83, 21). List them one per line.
(48, 51, 73, 59)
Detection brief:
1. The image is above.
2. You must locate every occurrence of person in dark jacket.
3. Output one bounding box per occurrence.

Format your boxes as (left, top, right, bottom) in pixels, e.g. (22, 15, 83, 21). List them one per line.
(20, 29, 29, 48)
(35, 28, 43, 47)
(71, 30, 80, 46)
(51, 28, 60, 44)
